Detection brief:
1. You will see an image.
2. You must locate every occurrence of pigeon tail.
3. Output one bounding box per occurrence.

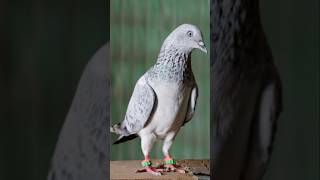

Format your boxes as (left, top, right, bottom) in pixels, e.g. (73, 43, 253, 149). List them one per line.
(113, 134, 138, 144)
(110, 123, 138, 144)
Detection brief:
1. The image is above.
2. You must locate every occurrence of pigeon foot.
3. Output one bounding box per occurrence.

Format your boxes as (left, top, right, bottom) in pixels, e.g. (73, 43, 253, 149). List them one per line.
(161, 156, 185, 173)
(136, 158, 164, 176)
(136, 166, 164, 176)
(163, 164, 185, 173)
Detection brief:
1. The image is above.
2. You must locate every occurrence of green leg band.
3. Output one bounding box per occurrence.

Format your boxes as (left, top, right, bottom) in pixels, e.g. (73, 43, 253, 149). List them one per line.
(141, 161, 152, 167)
(165, 159, 176, 165)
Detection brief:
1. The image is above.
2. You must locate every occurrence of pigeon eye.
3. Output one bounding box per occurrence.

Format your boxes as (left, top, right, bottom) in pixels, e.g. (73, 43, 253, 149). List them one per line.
(186, 31, 193, 37)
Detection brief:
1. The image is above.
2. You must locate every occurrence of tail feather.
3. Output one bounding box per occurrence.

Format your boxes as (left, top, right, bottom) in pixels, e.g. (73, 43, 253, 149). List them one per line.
(113, 134, 138, 144)
(111, 123, 138, 144)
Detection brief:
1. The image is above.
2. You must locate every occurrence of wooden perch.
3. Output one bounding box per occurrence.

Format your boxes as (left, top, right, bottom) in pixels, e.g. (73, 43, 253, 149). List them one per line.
(110, 159, 210, 180)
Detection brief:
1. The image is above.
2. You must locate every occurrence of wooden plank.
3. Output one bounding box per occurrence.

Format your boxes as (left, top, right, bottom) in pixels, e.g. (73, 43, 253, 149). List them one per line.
(110, 159, 210, 180)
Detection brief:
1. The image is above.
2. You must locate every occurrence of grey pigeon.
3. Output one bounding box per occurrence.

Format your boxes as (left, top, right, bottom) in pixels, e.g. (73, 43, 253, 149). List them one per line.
(111, 24, 207, 175)
(211, 0, 283, 179)
(47, 44, 109, 180)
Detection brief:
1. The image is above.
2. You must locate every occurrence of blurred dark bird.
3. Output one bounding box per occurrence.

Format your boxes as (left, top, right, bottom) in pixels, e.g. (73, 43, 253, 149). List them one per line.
(211, 0, 282, 180)
(47, 44, 109, 180)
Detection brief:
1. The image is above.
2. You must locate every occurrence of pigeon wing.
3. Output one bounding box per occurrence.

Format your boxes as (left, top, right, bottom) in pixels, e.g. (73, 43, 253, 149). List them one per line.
(183, 84, 198, 126)
(120, 75, 156, 135)
(241, 79, 282, 179)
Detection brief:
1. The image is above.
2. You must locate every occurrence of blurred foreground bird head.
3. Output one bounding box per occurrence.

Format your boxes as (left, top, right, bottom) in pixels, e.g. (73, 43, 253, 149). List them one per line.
(162, 24, 207, 54)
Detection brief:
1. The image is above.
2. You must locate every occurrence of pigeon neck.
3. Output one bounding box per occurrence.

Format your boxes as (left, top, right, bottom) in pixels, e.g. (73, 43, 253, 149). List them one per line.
(156, 44, 191, 66)
(147, 45, 193, 84)
(211, 0, 265, 66)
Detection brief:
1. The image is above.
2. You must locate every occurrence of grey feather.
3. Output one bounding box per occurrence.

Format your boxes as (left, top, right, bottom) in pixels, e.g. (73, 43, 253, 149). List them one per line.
(183, 84, 198, 126)
(47, 44, 109, 180)
(241, 81, 282, 180)
(116, 75, 156, 136)
(211, 0, 283, 178)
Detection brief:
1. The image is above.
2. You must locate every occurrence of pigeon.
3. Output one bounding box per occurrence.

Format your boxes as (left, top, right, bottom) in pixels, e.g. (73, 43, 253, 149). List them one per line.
(110, 24, 207, 176)
(211, 0, 283, 179)
(47, 44, 109, 180)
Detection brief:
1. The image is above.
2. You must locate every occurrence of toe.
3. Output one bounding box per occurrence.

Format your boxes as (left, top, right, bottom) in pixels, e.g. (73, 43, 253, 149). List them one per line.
(148, 169, 162, 176)
(177, 168, 185, 174)
(146, 167, 162, 176)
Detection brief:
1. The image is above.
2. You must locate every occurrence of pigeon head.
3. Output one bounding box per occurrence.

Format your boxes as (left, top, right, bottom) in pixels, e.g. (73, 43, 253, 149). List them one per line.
(162, 24, 207, 54)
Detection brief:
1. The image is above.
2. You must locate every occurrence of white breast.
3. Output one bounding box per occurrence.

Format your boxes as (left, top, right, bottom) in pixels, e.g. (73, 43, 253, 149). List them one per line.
(139, 82, 191, 139)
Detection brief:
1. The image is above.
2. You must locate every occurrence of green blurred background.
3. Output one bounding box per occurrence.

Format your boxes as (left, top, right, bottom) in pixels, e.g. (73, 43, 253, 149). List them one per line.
(110, 0, 210, 160)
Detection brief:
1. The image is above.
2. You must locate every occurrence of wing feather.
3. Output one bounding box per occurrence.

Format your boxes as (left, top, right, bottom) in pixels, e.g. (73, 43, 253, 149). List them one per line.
(183, 84, 198, 126)
(120, 75, 156, 135)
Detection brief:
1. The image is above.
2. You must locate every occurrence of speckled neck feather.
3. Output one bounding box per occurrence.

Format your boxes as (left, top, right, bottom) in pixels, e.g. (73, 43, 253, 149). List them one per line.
(147, 45, 194, 84)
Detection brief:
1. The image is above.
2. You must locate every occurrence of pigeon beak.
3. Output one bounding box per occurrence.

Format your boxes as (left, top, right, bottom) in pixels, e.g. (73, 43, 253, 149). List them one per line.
(197, 41, 207, 54)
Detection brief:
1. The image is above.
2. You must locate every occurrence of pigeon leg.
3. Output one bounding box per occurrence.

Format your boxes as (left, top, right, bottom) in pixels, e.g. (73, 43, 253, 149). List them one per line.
(162, 133, 185, 173)
(136, 134, 163, 176)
